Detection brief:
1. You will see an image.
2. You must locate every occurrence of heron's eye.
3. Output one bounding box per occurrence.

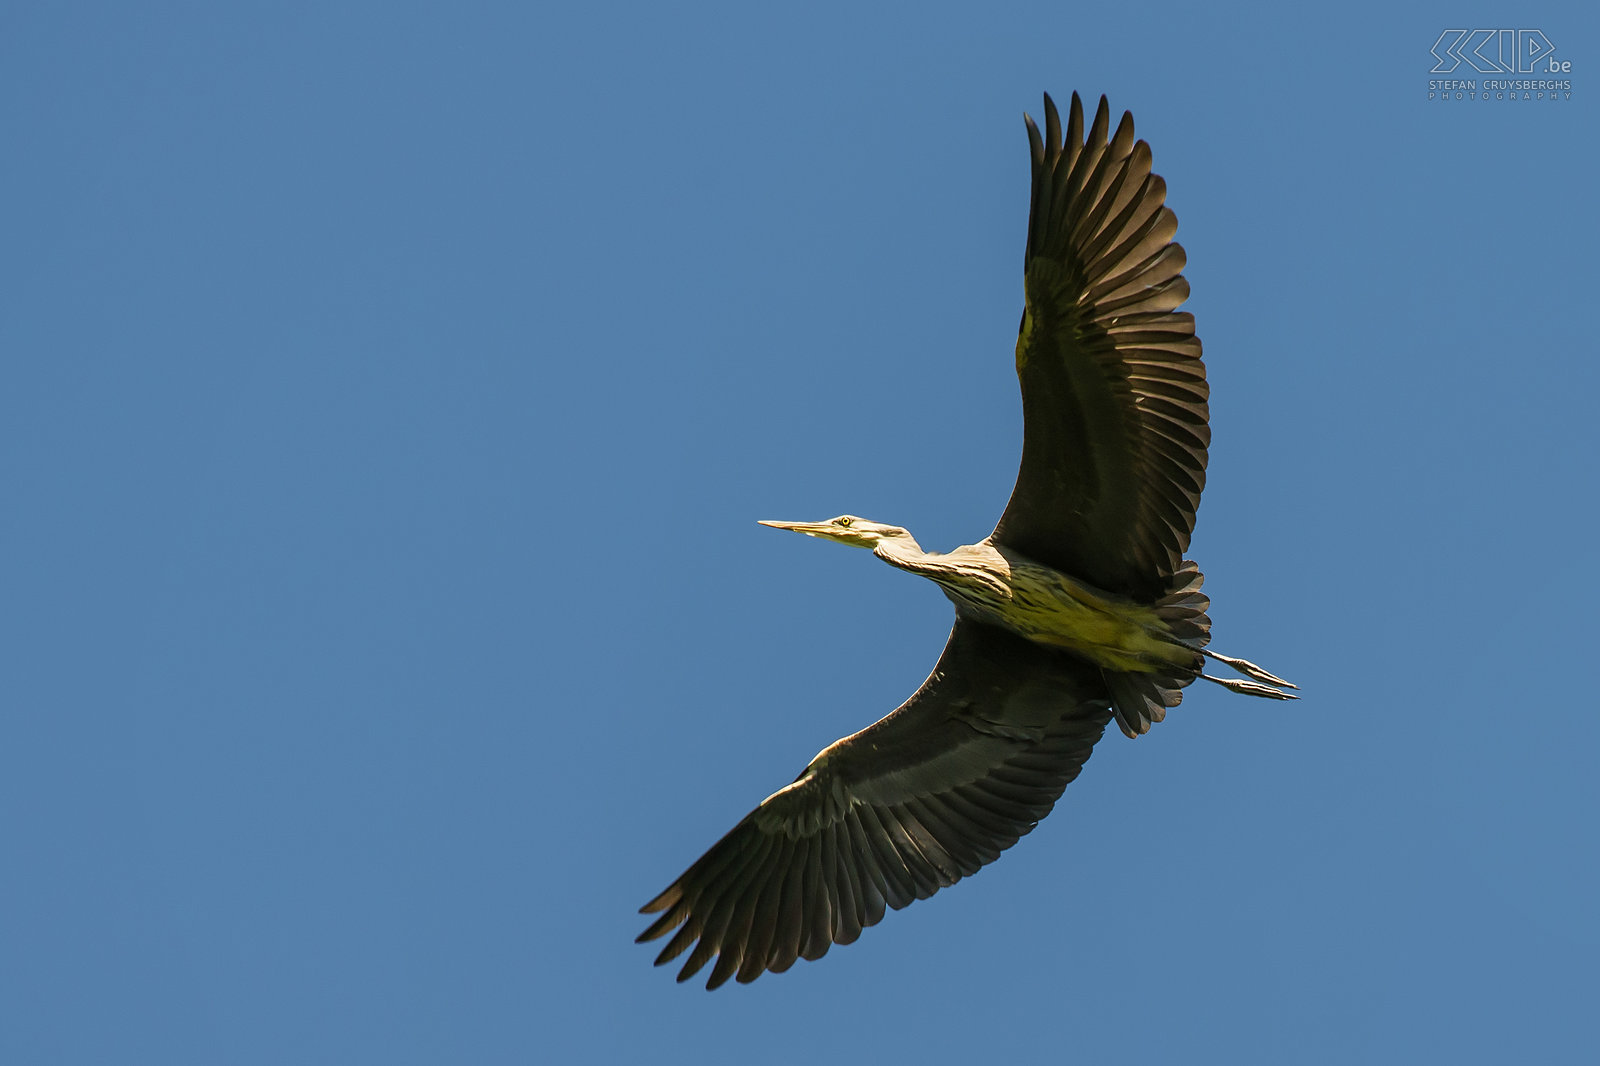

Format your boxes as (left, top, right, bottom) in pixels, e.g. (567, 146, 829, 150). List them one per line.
(837, 517, 853, 527)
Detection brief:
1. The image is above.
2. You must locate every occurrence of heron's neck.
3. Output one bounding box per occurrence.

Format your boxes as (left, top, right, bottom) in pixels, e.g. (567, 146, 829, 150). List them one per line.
(873, 534, 1013, 596)
(871, 533, 944, 576)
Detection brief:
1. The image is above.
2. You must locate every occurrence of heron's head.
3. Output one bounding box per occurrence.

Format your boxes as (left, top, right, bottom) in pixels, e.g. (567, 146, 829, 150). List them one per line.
(758, 515, 915, 551)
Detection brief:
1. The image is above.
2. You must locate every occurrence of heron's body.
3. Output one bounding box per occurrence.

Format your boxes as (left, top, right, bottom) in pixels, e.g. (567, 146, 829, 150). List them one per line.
(638, 92, 1297, 989)
(873, 530, 1186, 673)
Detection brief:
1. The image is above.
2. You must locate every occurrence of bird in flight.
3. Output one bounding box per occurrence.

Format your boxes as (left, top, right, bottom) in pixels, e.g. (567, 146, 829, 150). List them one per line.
(638, 92, 1296, 989)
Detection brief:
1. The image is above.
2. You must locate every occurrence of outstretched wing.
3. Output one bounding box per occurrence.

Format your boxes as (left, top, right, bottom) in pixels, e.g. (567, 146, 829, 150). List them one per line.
(638, 621, 1113, 988)
(993, 92, 1210, 602)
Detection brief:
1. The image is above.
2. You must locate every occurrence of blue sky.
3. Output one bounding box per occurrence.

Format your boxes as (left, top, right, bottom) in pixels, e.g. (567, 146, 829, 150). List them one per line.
(5, 2, 1598, 1063)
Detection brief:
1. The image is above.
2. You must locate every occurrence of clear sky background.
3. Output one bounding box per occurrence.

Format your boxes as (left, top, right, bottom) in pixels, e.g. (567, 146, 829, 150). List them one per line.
(5, 2, 1597, 1063)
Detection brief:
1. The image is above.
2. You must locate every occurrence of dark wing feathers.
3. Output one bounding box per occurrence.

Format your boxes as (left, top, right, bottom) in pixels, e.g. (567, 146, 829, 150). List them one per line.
(994, 91, 1210, 601)
(638, 622, 1113, 988)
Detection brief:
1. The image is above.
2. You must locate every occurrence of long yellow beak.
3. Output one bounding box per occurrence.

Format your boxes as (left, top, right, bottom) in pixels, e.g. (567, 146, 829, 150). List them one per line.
(758, 519, 834, 536)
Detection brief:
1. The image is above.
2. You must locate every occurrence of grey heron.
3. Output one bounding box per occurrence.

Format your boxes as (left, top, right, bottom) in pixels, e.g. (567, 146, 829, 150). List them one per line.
(638, 92, 1296, 989)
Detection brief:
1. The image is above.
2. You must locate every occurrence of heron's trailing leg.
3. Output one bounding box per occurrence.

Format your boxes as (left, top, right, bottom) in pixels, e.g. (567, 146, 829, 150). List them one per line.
(1198, 673, 1298, 699)
(1203, 648, 1296, 689)
(1197, 648, 1298, 700)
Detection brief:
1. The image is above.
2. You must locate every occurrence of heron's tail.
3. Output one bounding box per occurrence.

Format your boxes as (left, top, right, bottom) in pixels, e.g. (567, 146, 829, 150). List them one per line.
(1103, 562, 1297, 739)
(1104, 562, 1209, 738)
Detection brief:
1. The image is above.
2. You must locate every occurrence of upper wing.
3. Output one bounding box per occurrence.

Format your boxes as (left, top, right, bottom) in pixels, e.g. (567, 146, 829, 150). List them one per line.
(992, 92, 1210, 602)
(637, 621, 1114, 988)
